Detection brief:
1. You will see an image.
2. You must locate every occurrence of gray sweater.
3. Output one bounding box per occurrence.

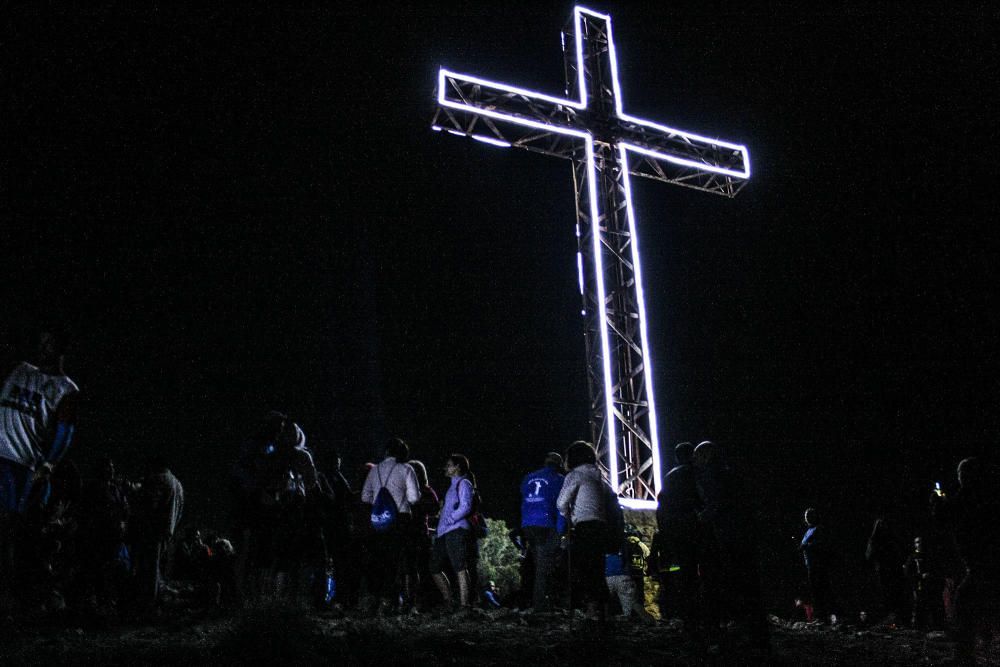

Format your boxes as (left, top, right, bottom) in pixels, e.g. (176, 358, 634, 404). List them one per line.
(557, 463, 607, 525)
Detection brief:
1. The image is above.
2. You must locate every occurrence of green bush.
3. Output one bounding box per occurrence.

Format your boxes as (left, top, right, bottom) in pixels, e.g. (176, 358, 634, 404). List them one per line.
(477, 517, 521, 598)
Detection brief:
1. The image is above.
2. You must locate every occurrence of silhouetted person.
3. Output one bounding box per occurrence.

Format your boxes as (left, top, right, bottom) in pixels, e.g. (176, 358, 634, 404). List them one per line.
(315, 448, 353, 608)
(865, 518, 908, 625)
(0, 328, 79, 515)
(656, 442, 705, 636)
(343, 462, 376, 608)
(130, 458, 183, 614)
(79, 457, 130, 609)
(361, 437, 420, 613)
(207, 536, 238, 608)
(231, 411, 291, 598)
(404, 459, 438, 611)
(519, 451, 566, 612)
(557, 441, 610, 622)
(240, 417, 319, 602)
(932, 457, 1000, 665)
(431, 454, 478, 610)
(694, 441, 769, 652)
(799, 507, 837, 624)
(0, 328, 79, 606)
(270, 423, 323, 603)
(320, 447, 353, 552)
(904, 536, 944, 630)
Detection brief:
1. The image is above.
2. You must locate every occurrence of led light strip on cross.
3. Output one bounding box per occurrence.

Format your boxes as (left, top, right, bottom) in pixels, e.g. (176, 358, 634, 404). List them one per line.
(433, 6, 751, 509)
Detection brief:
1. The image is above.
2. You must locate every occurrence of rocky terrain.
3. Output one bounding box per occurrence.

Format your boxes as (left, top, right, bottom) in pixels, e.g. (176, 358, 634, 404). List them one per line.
(4, 604, 988, 666)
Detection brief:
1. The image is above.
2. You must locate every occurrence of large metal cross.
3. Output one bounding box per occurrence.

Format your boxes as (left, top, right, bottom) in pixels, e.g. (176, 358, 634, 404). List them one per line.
(431, 6, 750, 508)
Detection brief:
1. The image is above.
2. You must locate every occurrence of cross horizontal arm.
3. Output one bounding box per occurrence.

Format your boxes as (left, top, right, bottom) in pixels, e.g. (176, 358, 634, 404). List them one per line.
(624, 141, 750, 198)
(433, 69, 750, 197)
(433, 69, 587, 160)
(615, 121, 750, 198)
(431, 105, 580, 160)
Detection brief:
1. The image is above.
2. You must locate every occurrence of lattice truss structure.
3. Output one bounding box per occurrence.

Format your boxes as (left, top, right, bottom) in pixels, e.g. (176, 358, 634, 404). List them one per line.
(431, 6, 750, 508)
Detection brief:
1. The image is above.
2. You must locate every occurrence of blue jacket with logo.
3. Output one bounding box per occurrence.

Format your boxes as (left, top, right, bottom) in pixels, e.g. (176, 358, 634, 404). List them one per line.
(520, 465, 566, 533)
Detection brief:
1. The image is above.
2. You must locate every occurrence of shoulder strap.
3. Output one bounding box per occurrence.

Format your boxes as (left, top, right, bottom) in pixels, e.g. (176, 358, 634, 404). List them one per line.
(461, 477, 481, 511)
(378, 461, 399, 490)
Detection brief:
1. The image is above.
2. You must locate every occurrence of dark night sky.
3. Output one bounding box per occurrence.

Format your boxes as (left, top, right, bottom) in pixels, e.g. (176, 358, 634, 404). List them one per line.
(3, 2, 998, 591)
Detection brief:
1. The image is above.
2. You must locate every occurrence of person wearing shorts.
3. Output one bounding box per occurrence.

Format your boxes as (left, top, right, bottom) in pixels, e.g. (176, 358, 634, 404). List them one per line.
(431, 454, 475, 609)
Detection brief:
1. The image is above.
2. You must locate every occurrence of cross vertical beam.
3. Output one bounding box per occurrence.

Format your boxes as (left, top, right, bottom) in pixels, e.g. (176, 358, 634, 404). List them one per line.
(431, 6, 750, 508)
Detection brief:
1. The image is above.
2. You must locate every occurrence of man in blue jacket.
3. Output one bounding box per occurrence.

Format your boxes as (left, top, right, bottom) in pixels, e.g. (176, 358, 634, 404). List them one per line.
(520, 452, 566, 613)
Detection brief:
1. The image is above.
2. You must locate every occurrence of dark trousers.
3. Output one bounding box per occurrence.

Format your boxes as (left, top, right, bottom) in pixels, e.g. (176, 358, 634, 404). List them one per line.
(570, 521, 608, 608)
(954, 569, 1000, 662)
(807, 564, 834, 619)
(660, 516, 713, 633)
(0, 460, 31, 515)
(672, 547, 701, 628)
(878, 567, 908, 619)
(370, 513, 411, 602)
(523, 525, 560, 611)
(132, 536, 166, 610)
(0, 512, 16, 598)
(911, 577, 945, 629)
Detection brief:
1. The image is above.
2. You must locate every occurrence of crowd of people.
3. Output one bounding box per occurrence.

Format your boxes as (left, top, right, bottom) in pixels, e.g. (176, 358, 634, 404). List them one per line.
(648, 440, 770, 651)
(1, 328, 998, 663)
(0, 329, 501, 621)
(0, 329, 186, 618)
(796, 456, 1000, 664)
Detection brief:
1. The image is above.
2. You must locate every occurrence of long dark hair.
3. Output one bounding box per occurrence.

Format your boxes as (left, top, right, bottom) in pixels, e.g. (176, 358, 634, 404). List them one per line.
(448, 453, 476, 487)
(386, 437, 410, 461)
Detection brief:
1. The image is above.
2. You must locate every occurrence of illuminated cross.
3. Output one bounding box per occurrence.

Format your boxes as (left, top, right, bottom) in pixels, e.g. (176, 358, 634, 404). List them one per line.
(431, 6, 750, 508)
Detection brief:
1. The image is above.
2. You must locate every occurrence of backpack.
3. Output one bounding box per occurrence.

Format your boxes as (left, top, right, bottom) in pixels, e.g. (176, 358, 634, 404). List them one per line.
(625, 535, 647, 575)
(370, 463, 400, 533)
(462, 478, 489, 539)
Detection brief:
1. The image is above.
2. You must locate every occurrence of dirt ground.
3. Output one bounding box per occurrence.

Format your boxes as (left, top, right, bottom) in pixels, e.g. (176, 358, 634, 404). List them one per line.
(4, 604, 992, 666)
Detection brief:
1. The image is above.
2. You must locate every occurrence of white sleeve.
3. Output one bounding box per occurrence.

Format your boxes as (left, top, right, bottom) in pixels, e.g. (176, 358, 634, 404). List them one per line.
(557, 471, 576, 519)
(361, 468, 376, 504)
(404, 465, 420, 505)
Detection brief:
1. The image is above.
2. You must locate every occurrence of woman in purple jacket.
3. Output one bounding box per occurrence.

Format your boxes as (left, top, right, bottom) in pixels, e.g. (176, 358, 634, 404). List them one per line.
(431, 454, 476, 610)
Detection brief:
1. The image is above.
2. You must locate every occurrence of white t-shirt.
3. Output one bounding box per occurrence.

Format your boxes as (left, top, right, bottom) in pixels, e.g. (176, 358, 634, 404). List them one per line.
(361, 457, 421, 514)
(0, 362, 78, 469)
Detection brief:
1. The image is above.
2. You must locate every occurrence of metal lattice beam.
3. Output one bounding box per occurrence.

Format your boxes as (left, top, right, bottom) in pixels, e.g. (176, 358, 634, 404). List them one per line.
(431, 6, 750, 509)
